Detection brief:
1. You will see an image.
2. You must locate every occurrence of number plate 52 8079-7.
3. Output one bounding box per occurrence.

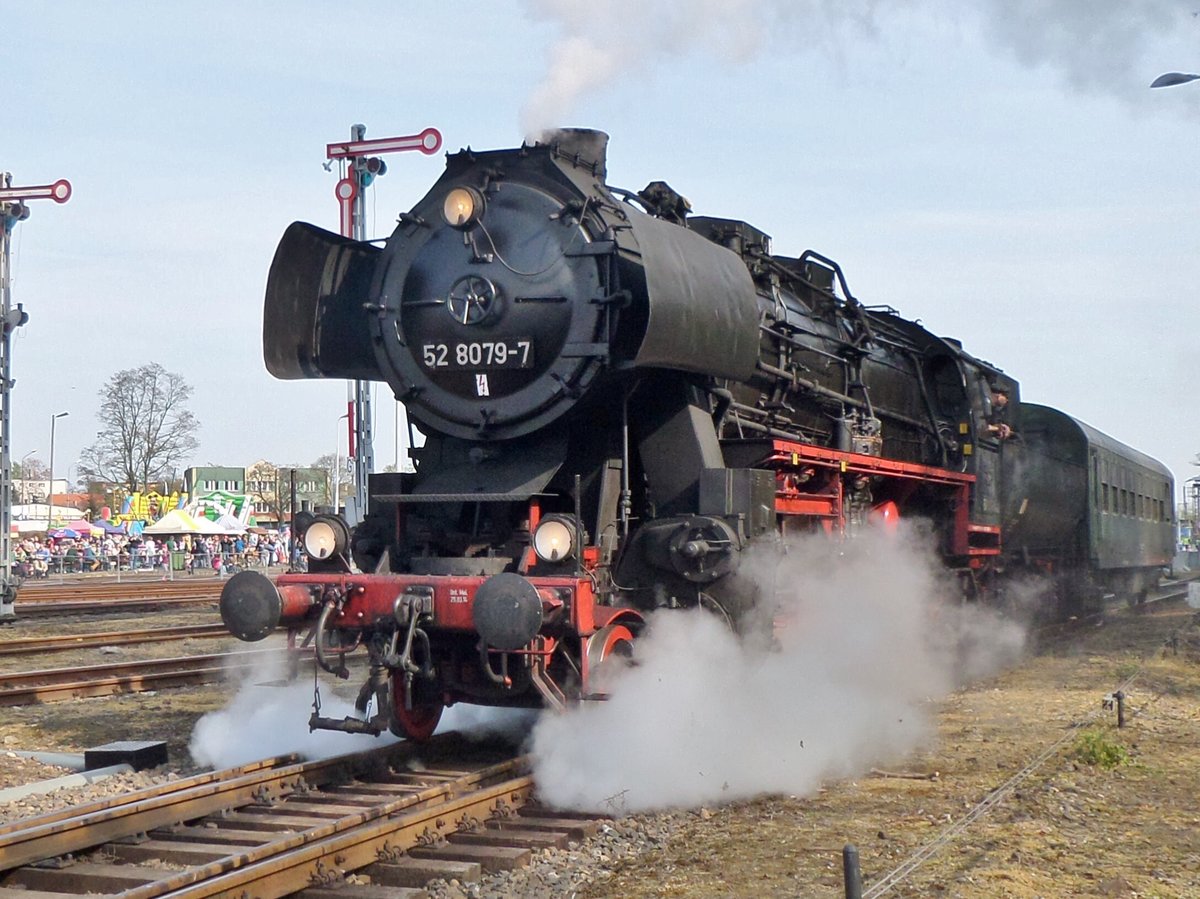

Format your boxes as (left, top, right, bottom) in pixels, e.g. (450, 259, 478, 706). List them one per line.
(421, 340, 533, 370)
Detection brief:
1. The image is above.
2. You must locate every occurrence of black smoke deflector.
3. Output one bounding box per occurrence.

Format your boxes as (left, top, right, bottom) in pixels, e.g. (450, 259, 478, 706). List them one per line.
(263, 221, 384, 381)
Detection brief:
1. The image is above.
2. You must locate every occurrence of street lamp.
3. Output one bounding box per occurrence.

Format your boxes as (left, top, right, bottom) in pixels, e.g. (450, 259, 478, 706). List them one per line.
(333, 412, 350, 513)
(1151, 72, 1200, 88)
(48, 411, 68, 518)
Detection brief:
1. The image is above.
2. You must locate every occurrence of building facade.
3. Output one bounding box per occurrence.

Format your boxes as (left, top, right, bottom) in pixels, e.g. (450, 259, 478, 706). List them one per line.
(245, 461, 328, 527)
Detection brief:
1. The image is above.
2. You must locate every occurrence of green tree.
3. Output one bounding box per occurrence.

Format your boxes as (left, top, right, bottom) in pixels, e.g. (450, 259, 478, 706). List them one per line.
(79, 362, 200, 493)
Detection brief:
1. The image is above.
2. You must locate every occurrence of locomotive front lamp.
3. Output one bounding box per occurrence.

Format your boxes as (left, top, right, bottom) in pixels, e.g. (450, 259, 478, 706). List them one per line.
(303, 514, 350, 561)
(533, 515, 577, 562)
(442, 186, 484, 228)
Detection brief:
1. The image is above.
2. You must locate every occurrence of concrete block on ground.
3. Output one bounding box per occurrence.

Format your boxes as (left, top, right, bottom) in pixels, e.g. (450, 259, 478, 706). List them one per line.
(83, 740, 167, 771)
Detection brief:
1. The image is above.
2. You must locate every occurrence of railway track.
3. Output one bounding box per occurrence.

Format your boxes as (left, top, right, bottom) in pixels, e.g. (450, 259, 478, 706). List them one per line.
(0, 623, 229, 657)
(1034, 580, 1192, 644)
(0, 648, 299, 707)
(0, 736, 591, 898)
(15, 596, 220, 617)
(14, 580, 223, 617)
(16, 578, 224, 599)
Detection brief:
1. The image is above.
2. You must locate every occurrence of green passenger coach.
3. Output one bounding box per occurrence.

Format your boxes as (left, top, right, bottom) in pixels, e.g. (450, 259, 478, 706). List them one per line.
(1006, 403, 1174, 610)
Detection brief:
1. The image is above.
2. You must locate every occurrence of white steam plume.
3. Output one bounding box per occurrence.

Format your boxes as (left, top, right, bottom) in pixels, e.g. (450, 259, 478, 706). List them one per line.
(190, 655, 541, 769)
(520, 0, 774, 138)
(190, 655, 398, 768)
(438, 704, 541, 743)
(520, 0, 1197, 138)
(530, 526, 1026, 813)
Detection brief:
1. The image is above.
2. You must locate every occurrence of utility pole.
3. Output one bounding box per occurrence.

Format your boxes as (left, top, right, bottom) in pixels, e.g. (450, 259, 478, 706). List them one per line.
(325, 124, 441, 523)
(0, 174, 71, 622)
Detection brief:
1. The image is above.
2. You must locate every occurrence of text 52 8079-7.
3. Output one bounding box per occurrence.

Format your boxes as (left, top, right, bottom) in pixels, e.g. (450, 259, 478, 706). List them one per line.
(421, 340, 534, 370)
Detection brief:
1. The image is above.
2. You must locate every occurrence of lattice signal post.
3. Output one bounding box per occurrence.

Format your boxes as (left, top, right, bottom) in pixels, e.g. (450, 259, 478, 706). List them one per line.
(325, 125, 441, 521)
(0, 174, 71, 622)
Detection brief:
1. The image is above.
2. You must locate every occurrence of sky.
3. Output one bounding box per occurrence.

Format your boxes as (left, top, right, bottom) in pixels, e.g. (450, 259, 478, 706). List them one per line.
(4, 1, 1200, 498)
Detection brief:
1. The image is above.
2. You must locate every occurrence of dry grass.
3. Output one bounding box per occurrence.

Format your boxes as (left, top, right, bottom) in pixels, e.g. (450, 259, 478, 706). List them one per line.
(584, 604, 1200, 898)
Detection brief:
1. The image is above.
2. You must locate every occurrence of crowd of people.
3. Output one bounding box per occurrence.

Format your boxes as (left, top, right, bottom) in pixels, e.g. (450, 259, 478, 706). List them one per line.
(11, 530, 293, 578)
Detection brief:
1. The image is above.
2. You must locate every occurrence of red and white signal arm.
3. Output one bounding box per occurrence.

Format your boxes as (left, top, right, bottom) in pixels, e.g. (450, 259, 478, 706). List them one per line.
(335, 177, 357, 236)
(0, 178, 72, 204)
(326, 128, 442, 160)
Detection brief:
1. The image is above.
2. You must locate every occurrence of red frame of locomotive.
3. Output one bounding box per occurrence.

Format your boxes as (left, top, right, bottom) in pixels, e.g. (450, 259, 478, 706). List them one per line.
(272, 438, 997, 715)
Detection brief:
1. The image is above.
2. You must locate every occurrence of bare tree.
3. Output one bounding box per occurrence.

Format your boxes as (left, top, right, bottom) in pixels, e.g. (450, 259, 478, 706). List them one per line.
(79, 363, 200, 493)
(14, 456, 48, 481)
(246, 460, 294, 525)
(312, 452, 354, 507)
(12, 456, 49, 503)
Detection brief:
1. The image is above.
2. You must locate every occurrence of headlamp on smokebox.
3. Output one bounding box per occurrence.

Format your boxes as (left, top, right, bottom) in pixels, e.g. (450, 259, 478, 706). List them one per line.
(442, 186, 484, 229)
(302, 513, 351, 569)
(532, 514, 579, 563)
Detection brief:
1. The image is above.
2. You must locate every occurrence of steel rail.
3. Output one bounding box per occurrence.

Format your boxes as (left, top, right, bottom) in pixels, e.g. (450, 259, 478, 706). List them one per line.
(14, 595, 222, 617)
(0, 648, 299, 706)
(0, 623, 229, 656)
(130, 761, 533, 899)
(0, 754, 294, 839)
(0, 740, 533, 899)
(16, 580, 223, 600)
(0, 739, 463, 869)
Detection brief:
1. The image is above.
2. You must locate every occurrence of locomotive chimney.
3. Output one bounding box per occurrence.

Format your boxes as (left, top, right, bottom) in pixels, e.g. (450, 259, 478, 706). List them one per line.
(539, 128, 609, 178)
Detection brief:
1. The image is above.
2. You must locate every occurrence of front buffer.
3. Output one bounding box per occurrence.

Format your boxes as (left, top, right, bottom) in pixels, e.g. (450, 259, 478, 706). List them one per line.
(219, 568, 641, 741)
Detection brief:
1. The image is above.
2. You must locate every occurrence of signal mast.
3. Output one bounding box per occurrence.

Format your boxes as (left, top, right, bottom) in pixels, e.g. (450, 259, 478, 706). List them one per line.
(0, 173, 71, 622)
(324, 124, 441, 521)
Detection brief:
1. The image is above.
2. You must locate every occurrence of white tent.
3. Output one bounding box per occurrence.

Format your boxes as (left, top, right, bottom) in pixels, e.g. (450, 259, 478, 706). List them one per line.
(142, 509, 217, 535)
(215, 513, 247, 534)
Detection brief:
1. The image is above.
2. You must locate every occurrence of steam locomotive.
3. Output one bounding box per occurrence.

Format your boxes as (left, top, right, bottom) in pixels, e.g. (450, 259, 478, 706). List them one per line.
(220, 129, 1174, 741)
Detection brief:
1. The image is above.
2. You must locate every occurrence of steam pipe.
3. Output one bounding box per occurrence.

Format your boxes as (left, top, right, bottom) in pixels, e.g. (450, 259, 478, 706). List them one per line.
(725, 412, 807, 442)
(907, 350, 950, 468)
(760, 322, 851, 365)
(574, 473, 583, 580)
(314, 600, 350, 679)
(754, 360, 930, 433)
(756, 360, 858, 407)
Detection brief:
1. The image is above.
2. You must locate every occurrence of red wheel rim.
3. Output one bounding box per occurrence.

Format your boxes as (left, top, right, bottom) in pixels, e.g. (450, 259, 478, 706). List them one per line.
(390, 679, 443, 742)
(583, 623, 635, 696)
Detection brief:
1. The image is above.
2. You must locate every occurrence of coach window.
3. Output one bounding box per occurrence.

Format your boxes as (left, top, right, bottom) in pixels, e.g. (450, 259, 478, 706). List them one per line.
(1101, 483, 1109, 512)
